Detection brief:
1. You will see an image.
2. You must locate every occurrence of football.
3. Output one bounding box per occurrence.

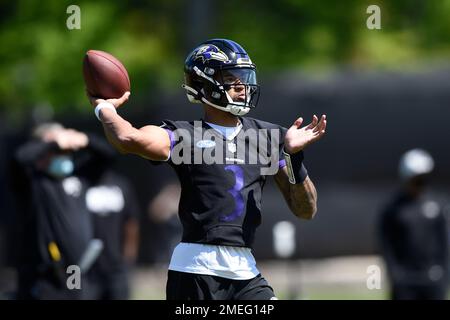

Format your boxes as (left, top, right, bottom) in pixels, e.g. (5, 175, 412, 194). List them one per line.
(83, 50, 130, 99)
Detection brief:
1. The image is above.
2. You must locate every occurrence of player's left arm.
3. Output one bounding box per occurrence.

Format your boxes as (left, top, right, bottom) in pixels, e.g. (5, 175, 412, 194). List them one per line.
(274, 115, 327, 220)
(275, 170, 318, 220)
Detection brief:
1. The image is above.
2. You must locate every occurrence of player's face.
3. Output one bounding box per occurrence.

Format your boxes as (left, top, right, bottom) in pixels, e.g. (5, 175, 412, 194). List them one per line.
(219, 68, 257, 104)
(224, 76, 246, 102)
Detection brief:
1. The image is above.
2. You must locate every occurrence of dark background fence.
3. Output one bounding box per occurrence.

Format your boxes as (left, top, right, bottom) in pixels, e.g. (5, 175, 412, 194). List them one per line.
(2, 67, 448, 264)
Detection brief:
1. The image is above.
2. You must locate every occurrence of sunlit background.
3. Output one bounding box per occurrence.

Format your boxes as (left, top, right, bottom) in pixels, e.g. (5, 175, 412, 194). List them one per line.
(1, 0, 449, 299)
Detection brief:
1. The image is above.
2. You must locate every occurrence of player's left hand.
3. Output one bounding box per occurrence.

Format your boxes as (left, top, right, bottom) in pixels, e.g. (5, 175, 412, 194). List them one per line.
(284, 114, 327, 154)
(43, 128, 89, 151)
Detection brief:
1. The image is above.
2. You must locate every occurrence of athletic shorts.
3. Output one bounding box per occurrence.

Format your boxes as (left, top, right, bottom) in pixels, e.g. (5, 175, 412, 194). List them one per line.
(166, 270, 277, 300)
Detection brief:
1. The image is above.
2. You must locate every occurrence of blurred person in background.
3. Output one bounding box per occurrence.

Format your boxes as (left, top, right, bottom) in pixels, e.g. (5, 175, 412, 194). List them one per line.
(378, 149, 449, 300)
(87, 162, 140, 300)
(147, 182, 182, 265)
(10, 122, 116, 299)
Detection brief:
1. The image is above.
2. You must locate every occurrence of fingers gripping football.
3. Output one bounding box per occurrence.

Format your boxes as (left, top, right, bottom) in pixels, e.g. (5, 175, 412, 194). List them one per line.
(87, 91, 131, 109)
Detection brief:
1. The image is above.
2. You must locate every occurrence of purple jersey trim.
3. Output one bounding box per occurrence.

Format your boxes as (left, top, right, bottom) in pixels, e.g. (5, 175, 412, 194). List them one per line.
(164, 128, 175, 151)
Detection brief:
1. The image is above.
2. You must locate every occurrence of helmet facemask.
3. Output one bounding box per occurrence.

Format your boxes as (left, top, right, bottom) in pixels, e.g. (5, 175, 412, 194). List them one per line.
(183, 39, 260, 116)
(201, 67, 260, 116)
(221, 67, 260, 109)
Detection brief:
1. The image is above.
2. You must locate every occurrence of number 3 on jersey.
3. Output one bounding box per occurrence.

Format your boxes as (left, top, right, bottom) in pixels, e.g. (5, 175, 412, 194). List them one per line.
(220, 165, 245, 222)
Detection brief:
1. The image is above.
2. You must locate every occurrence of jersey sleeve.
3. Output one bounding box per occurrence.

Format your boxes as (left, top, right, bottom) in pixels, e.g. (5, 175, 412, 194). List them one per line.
(248, 118, 291, 172)
(277, 126, 288, 170)
(148, 119, 179, 166)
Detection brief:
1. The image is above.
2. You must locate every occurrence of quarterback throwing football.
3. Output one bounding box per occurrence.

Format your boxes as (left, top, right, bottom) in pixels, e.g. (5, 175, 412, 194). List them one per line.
(88, 39, 327, 300)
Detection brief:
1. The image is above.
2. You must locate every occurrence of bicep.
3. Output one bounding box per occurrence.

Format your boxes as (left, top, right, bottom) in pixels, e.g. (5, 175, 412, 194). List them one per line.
(129, 125, 171, 161)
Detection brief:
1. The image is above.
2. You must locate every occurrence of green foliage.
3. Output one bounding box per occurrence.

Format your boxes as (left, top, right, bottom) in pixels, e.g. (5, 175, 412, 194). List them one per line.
(1, 0, 450, 117)
(0, 0, 184, 116)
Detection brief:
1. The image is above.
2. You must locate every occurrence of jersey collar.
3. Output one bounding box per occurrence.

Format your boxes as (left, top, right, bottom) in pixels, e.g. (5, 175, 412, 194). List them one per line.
(201, 118, 243, 141)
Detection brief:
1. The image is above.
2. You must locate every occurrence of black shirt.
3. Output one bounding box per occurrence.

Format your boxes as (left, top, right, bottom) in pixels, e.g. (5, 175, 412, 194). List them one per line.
(11, 134, 116, 287)
(87, 171, 139, 274)
(378, 191, 449, 285)
(155, 117, 293, 248)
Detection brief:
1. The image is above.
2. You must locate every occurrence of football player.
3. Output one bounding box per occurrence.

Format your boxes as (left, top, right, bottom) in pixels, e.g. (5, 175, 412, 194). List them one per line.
(88, 39, 327, 300)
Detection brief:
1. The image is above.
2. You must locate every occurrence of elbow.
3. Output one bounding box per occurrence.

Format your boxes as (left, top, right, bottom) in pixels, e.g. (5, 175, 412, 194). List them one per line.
(293, 202, 317, 220)
(299, 207, 317, 220)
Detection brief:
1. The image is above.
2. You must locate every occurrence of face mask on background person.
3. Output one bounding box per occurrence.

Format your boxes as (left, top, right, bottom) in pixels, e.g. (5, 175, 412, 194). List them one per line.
(47, 155, 74, 179)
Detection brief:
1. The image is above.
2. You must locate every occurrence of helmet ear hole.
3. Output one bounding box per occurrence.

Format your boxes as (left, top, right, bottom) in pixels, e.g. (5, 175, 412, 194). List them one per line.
(211, 92, 221, 99)
(204, 67, 215, 75)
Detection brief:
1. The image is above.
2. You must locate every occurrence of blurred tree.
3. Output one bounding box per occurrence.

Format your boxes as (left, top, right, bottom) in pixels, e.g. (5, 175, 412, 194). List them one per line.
(0, 0, 184, 117)
(1, 0, 450, 118)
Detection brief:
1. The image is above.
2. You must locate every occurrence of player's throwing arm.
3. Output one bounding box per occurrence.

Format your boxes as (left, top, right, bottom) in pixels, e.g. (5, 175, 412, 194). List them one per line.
(82, 51, 170, 161)
(88, 92, 170, 161)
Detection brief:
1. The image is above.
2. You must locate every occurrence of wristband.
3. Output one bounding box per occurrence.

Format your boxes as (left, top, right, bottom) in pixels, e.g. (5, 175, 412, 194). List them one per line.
(95, 102, 117, 121)
(283, 149, 308, 184)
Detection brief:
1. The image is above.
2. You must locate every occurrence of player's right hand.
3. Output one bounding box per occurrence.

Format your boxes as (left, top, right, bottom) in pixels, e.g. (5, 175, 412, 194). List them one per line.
(87, 91, 130, 109)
